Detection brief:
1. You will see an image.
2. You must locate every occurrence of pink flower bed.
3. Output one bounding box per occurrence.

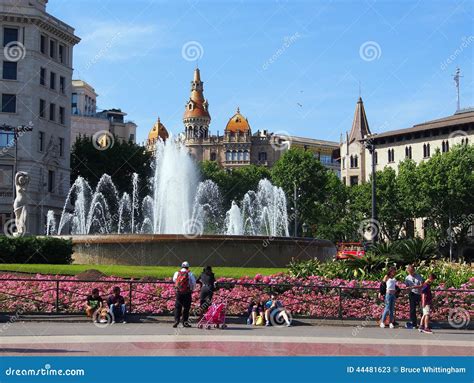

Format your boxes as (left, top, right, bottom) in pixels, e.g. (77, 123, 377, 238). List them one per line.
(0, 273, 471, 321)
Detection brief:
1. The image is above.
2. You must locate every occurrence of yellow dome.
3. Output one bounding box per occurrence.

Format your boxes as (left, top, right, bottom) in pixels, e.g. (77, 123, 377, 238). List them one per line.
(148, 117, 169, 142)
(225, 107, 250, 133)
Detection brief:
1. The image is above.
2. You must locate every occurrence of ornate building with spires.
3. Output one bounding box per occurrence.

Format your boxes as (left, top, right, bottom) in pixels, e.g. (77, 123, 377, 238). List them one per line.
(146, 68, 340, 172)
(340, 96, 474, 187)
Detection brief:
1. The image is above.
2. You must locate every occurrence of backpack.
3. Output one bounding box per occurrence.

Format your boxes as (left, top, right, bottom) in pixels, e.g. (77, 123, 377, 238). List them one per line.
(175, 270, 191, 293)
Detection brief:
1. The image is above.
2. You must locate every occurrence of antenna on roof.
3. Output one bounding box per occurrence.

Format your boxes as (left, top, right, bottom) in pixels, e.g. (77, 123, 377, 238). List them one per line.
(453, 67, 462, 111)
(358, 80, 362, 98)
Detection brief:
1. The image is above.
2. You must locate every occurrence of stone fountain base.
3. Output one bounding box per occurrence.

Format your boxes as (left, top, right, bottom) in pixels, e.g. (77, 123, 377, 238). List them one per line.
(64, 234, 336, 268)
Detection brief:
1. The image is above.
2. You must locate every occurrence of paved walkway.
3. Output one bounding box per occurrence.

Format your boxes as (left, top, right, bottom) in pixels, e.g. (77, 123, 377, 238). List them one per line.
(0, 322, 471, 356)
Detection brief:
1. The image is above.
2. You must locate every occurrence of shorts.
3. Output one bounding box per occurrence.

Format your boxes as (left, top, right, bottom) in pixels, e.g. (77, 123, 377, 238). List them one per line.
(422, 305, 430, 315)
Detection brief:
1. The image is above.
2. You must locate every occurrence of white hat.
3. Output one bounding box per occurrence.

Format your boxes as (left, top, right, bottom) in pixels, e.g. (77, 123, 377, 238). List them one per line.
(181, 261, 190, 268)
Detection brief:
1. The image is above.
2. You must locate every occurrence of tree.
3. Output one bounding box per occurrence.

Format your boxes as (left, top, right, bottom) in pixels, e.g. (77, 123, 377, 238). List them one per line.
(271, 148, 328, 235)
(71, 135, 153, 199)
(417, 144, 474, 248)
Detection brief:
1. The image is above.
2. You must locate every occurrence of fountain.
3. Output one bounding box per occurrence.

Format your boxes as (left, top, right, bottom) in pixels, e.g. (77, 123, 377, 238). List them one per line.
(51, 138, 335, 267)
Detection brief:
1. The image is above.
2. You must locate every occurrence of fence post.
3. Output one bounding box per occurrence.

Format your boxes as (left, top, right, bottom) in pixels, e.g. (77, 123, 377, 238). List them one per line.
(55, 280, 60, 313)
(129, 282, 133, 314)
(338, 287, 342, 320)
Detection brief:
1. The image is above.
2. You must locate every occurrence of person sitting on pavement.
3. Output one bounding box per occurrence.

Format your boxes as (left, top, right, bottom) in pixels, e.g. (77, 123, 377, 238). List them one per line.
(196, 266, 216, 311)
(264, 294, 291, 327)
(247, 299, 265, 325)
(107, 286, 127, 324)
(85, 288, 104, 322)
(172, 261, 196, 328)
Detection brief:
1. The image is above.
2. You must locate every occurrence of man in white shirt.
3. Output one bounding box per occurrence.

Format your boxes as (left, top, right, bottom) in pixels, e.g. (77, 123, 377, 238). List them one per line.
(172, 261, 196, 328)
(405, 264, 424, 329)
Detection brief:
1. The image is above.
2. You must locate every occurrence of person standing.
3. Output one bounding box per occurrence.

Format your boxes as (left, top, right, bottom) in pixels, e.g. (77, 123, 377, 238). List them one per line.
(173, 261, 196, 328)
(405, 265, 424, 329)
(380, 268, 397, 329)
(196, 266, 216, 311)
(419, 273, 436, 334)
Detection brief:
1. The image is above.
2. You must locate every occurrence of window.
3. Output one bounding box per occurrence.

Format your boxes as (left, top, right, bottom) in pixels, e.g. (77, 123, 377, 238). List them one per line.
(210, 152, 217, 161)
(49, 39, 56, 59)
(243, 150, 249, 161)
(3, 27, 18, 46)
(39, 131, 45, 152)
(374, 150, 378, 164)
(350, 176, 359, 186)
(59, 138, 64, 157)
(342, 157, 345, 169)
(58, 44, 65, 64)
(405, 146, 412, 159)
(129, 134, 134, 142)
(232, 151, 237, 161)
(49, 103, 55, 121)
(442, 140, 449, 153)
(0, 133, 14, 147)
(59, 76, 65, 93)
(50, 72, 55, 90)
(39, 99, 46, 118)
(40, 67, 46, 85)
(48, 170, 55, 193)
(40, 34, 47, 54)
(258, 152, 267, 162)
(225, 150, 231, 161)
(350, 155, 358, 168)
(59, 106, 65, 125)
(2, 61, 17, 80)
(237, 151, 243, 161)
(342, 177, 346, 185)
(1, 94, 16, 113)
(388, 148, 395, 163)
(423, 143, 430, 158)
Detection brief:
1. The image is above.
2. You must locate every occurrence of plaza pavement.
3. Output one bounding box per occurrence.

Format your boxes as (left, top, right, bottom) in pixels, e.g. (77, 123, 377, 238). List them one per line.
(0, 321, 472, 356)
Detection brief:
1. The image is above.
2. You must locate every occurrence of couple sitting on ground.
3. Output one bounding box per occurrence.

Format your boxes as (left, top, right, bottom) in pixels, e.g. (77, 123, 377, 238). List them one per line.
(248, 294, 291, 327)
(85, 286, 127, 324)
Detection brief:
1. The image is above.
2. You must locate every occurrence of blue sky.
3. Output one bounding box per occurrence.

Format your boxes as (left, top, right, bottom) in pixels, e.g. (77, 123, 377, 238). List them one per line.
(49, 0, 473, 144)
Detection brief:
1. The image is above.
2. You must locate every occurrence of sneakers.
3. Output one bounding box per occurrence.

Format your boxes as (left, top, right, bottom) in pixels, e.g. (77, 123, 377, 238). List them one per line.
(389, 323, 395, 329)
(418, 326, 424, 332)
(379, 322, 386, 328)
(286, 322, 291, 327)
(183, 322, 191, 328)
(172, 322, 179, 328)
(422, 328, 433, 334)
(265, 321, 270, 326)
(122, 320, 127, 324)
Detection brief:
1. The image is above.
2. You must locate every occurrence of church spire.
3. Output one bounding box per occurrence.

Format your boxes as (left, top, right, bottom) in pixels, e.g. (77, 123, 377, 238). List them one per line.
(348, 97, 371, 143)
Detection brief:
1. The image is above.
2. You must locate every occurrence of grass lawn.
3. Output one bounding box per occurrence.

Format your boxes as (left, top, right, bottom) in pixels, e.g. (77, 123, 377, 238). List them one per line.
(0, 264, 287, 279)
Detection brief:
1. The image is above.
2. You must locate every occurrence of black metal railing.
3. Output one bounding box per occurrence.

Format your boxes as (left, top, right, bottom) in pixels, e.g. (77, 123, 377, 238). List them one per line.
(0, 277, 472, 321)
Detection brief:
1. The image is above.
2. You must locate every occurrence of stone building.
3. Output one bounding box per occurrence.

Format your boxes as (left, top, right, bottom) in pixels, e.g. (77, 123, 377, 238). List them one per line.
(0, 0, 79, 234)
(71, 79, 137, 145)
(340, 98, 474, 186)
(146, 68, 340, 170)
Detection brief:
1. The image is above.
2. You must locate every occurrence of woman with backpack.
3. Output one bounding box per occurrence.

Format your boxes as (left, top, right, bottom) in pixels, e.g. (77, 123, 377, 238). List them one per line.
(172, 261, 196, 328)
(196, 266, 216, 311)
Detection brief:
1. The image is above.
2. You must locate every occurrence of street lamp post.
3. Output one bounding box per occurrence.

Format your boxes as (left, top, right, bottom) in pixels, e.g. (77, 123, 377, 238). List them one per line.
(364, 135, 377, 243)
(293, 181, 298, 237)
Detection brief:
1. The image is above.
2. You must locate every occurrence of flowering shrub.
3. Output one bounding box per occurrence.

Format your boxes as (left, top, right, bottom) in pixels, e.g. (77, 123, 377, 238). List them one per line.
(0, 272, 471, 321)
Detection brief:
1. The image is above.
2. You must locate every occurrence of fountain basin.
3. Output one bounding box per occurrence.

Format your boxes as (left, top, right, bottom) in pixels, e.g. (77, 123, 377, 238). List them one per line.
(65, 234, 336, 268)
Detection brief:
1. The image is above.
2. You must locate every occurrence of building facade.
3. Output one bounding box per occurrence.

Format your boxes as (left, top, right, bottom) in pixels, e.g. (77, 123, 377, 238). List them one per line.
(71, 79, 137, 145)
(146, 68, 340, 170)
(0, 0, 79, 234)
(341, 99, 474, 186)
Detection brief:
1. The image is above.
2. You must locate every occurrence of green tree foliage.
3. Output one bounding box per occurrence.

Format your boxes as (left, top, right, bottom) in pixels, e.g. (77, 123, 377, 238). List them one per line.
(271, 148, 328, 235)
(71, 135, 153, 199)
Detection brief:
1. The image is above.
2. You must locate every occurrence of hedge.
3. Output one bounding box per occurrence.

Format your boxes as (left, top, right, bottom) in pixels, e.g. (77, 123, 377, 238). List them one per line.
(0, 236, 73, 264)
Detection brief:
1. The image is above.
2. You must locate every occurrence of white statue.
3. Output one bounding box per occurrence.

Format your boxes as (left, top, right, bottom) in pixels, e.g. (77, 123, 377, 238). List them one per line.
(13, 171, 29, 236)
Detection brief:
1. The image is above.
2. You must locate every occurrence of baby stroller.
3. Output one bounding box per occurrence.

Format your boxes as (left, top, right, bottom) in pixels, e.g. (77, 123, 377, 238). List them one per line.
(198, 302, 227, 329)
